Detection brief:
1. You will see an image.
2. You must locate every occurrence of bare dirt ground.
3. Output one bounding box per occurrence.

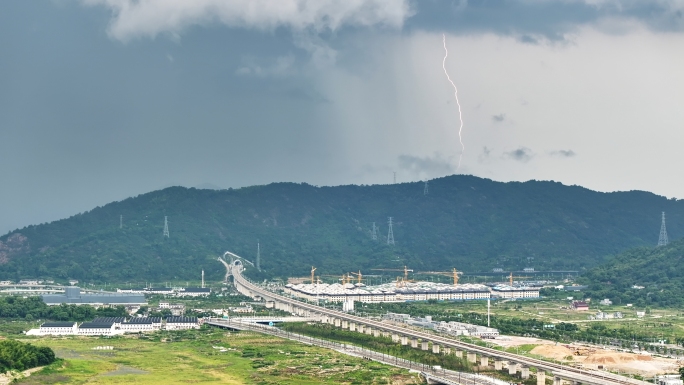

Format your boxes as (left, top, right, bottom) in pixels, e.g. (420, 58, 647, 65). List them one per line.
(488, 335, 556, 348)
(489, 335, 681, 376)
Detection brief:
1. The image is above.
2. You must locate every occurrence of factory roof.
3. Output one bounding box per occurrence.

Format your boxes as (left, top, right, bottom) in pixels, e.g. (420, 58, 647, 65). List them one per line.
(92, 317, 126, 323)
(40, 322, 76, 328)
(287, 281, 490, 296)
(166, 316, 198, 324)
(79, 322, 114, 329)
(126, 317, 161, 324)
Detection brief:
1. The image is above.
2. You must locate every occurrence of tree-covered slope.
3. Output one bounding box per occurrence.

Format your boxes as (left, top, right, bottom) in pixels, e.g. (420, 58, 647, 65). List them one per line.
(0, 175, 682, 282)
(582, 238, 684, 307)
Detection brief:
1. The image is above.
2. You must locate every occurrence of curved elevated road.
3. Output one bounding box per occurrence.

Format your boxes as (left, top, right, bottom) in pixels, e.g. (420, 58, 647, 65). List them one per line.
(228, 259, 648, 385)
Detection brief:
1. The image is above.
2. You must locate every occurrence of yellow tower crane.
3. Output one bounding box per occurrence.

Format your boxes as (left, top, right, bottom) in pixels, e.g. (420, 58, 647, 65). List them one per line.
(370, 266, 413, 282)
(310, 266, 317, 284)
(421, 268, 462, 286)
(508, 272, 531, 286)
(348, 271, 363, 284)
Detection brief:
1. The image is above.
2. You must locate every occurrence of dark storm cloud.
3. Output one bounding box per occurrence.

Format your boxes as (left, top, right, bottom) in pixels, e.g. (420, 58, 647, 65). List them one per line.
(492, 113, 505, 122)
(505, 147, 534, 162)
(551, 150, 577, 158)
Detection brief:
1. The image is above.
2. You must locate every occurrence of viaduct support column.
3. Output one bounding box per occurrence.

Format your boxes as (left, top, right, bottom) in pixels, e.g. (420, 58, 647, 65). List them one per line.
(521, 366, 530, 380)
(554, 376, 562, 385)
(401, 336, 408, 346)
(411, 338, 418, 348)
(349, 322, 356, 332)
(391, 334, 399, 343)
(480, 356, 489, 367)
(365, 327, 372, 335)
(508, 362, 518, 376)
(432, 344, 441, 354)
(341, 320, 348, 329)
(467, 352, 477, 363)
(358, 325, 365, 334)
(454, 349, 463, 358)
(421, 341, 429, 351)
(536, 371, 546, 385)
(334, 318, 340, 327)
(494, 360, 503, 371)
(373, 329, 380, 337)
(443, 347, 451, 355)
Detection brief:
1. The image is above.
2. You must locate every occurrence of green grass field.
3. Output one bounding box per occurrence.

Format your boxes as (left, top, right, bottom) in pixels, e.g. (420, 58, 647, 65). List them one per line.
(13, 328, 421, 384)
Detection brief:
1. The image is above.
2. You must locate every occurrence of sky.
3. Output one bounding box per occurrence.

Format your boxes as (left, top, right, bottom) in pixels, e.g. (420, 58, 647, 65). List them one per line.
(1, 0, 684, 234)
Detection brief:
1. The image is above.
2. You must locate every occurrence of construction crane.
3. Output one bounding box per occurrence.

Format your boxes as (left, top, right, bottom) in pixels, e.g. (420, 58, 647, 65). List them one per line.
(421, 268, 462, 286)
(311, 266, 317, 284)
(348, 271, 363, 284)
(508, 272, 531, 286)
(371, 266, 413, 282)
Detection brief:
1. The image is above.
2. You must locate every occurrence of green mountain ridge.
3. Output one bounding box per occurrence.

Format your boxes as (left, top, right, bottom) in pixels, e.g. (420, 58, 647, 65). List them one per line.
(582, 237, 684, 307)
(0, 175, 682, 283)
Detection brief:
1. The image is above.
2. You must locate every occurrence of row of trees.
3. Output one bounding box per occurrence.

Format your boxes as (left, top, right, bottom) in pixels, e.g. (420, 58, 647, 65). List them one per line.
(0, 296, 127, 322)
(0, 340, 56, 373)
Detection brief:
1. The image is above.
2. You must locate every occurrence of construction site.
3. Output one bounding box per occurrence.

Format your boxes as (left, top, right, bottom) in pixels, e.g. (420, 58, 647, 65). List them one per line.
(282, 266, 540, 304)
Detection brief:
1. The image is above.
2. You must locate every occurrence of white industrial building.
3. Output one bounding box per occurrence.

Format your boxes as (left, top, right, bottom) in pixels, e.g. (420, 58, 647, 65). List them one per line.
(283, 281, 491, 304)
(489, 285, 540, 299)
(165, 316, 200, 330)
(77, 321, 120, 336)
(27, 322, 77, 336)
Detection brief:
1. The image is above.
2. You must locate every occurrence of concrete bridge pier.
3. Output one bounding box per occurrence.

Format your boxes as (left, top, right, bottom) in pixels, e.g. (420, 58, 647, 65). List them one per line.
(467, 352, 477, 363)
(521, 366, 530, 380)
(373, 329, 380, 337)
(432, 344, 440, 354)
(411, 338, 418, 348)
(341, 320, 348, 329)
(401, 336, 408, 346)
(334, 318, 340, 327)
(554, 376, 562, 385)
(421, 341, 429, 351)
(508, 362, 518, 376)
(454, 349, 463, 358)
(536, 371, 546, 385)
(357, 325, 365, 334)
(365, 327, 373, 335)
(443, 347, 451, 355)
(494, 360, 504, 371)
(392, 334, 399, 343)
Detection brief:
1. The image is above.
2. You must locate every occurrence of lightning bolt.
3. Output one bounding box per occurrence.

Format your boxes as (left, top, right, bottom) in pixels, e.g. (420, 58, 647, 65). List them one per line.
(442, 33, 464, 170)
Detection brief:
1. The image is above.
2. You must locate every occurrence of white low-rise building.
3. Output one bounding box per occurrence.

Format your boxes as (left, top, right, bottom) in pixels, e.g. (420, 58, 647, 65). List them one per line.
(78, 321, 122, 336)
(165, 316, 200, 330)
(30, 322, 77, 336)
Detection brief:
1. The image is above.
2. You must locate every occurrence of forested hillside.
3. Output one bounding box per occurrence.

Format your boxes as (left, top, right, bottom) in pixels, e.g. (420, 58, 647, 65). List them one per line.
(0, 175, 682, 283)
(582, 238, 684, 307)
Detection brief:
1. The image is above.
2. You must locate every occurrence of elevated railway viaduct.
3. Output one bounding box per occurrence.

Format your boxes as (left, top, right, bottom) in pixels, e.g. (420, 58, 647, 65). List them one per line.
(224, 256, 647, 385)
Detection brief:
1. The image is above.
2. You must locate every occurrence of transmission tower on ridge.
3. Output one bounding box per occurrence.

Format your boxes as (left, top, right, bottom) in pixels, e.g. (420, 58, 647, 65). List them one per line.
(387, 217, 395, 245)
(424, 180, 429, 196)
(120, 215, 123, 229)
(393, 172, 396, 184)
(658, 211, 669, 246)
(256, 242, 261, 271)
(163, 216, 169, 238)
(371, 222, 378, 241)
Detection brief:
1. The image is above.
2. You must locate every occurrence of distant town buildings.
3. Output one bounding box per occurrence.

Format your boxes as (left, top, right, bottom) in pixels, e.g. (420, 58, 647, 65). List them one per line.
(572, 301, 589, 311)
(116, 287, 210, 297)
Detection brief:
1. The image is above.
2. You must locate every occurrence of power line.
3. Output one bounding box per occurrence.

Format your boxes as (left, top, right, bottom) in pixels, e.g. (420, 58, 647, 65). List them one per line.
(163, 216, 169, 238)
(387, 217, 395, 245)
(658, 211, 669, 246)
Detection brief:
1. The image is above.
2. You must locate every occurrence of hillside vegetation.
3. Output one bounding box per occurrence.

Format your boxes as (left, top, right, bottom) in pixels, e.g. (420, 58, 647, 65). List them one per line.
(0, 175, 682, 283)
(582, 238, 684, 307)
